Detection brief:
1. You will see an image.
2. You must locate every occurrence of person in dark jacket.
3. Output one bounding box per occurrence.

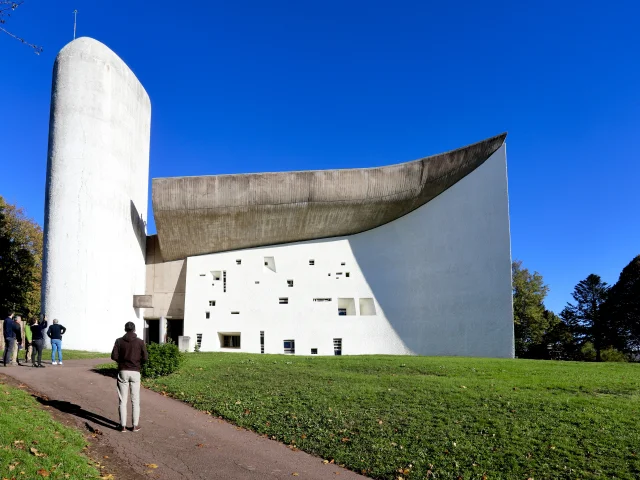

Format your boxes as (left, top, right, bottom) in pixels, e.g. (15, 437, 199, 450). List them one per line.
(47, 319, 66, 365)
(30, 315, 48, 368)
(3, 312, 22, 367)
(111, 322, 148, 432)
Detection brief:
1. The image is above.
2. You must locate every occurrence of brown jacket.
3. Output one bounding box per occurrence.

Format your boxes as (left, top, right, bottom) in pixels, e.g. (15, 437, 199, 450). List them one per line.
(111, 332, 148, 372)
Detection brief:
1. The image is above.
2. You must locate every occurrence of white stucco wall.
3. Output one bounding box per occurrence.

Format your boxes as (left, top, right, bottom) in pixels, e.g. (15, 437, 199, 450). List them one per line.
(183, 146, 513, 357)
(42, 37, 151, 351)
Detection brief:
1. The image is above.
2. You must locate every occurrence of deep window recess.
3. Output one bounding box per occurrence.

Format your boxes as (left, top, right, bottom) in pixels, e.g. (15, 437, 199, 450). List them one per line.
(338, 298, 356, 315)
(359, 298, 377, 315)
(283, 339, 295, 354)
(311, 348, 318, 355)
(287, 280, 293, 287)
(333, 338, 342, 356)
(279, 298, 289, 304)
(260, 331, 264, 354)
(309, 260, 315, 266)
(209, 300, 216, 306)
(205, 311, 210, 319)
(222, 334, 241, 348)
(212, 271, 221, 281)
(264, 256, 276, 272)
(346, 272, 350, 278)
(236, 259, 241, 265)
(196, 334, 203, 349)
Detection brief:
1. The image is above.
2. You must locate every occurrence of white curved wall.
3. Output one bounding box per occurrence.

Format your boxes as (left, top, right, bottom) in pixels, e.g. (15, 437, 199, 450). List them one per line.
(42, 37, 151, 351)
(182, 145, 513, 357)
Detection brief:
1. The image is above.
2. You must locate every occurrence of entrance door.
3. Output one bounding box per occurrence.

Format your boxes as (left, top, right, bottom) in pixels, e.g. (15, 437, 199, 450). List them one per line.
(167, 319, 184, 345)
(145, 319, 159, 344)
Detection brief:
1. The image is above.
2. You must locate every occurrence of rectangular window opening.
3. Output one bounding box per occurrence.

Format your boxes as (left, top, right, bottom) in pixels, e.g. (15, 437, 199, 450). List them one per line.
(345, 272, 350, 278)
(196, 334, 203, 348)
(260, 331, 264, 354)
(199, 274, 206, 277)
(313, 298, 332, 302)
(220, 334, 241, 349)
(309, 260, 315, 266)
(223, 270, 227, 292)
(338, 298, 356, 316)
(205, 311, 210, 319)
(359, 298, 377, 316)
(287, 280, 293, 287)
(236, 259, 242, 265)
(311, 348, 318, 355)
(231, 311, 240, 315)
(341, 262, 346, 266)
(255, 281, 260, 284)
(279, 297, 289, 305)
(333, 338, 342, 356)
(212, 271, 221, 281)
(284, 339, 295, 354)
(209, 300, 216, 306)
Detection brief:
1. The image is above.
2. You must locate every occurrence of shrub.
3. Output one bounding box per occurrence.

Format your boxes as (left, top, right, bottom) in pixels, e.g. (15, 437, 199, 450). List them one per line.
(581, 342, 597, 361)
(142, 342, 185, 378)
(601, 347, 628, 363)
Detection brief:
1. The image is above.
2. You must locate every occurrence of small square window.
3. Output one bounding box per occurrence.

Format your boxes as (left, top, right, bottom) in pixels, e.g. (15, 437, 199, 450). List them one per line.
(287, 280, 293, 287)
(338, 308, 347, 316)
(236, 259, 242, 265)
(205, 311, 210, 319)
(284, 339, 295, 354)
(309, 260, 315, 266)
(255, 281, 260, 284)
(341, 262, 346, 266)
(346, 272, 350, 278)
(209, 300, 216, 306)
(311, 348, 318, 355)
(279, 297, 289, 304)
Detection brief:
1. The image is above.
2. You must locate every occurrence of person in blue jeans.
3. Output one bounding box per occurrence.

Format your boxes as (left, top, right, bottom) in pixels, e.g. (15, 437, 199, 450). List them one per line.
(47, 319, 66, 365)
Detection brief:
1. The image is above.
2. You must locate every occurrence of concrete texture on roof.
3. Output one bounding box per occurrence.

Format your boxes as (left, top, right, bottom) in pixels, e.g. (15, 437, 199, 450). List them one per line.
(152, 133, 507, 261)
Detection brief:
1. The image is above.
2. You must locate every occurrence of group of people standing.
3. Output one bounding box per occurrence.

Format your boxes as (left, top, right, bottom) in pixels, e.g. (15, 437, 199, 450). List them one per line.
(2, 312, 66, 367)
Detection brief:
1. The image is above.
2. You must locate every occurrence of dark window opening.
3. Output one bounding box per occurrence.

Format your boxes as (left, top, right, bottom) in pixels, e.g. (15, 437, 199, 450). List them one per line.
(311, 348, 318, 355)
(222, 335, 241, 348)
(309, 260, 315, 266)
(338, 308, 347, 316)
(284, 339, 295, 354)
(205, 311, 210, 319)
(279, 298, 289, 304)
(333, 338, 342, 356)
(260, 331, 264, 354)
(287, 280, 293, 287)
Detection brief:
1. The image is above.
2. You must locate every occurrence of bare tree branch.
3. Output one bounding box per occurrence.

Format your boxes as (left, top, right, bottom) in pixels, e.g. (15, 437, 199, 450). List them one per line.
(0, 0, 43, 54)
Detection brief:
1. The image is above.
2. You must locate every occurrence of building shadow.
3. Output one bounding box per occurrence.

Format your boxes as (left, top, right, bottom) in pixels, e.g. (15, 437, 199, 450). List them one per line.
(130, 199, 147, 261)
(34, 395, 120, 431)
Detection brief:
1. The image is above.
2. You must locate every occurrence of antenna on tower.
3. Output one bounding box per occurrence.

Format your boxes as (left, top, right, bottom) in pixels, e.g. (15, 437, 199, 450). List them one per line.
(73, 10, 78, 40)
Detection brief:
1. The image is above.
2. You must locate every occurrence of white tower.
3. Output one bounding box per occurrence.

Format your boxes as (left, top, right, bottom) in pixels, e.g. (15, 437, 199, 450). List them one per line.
(42, 37, 151, 351)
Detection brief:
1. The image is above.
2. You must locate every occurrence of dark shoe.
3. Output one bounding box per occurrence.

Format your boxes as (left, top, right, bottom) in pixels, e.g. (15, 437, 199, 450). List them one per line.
(38, 364, 45, 368)
(119, 426, 126, 432)
(132, 425, 141, 432)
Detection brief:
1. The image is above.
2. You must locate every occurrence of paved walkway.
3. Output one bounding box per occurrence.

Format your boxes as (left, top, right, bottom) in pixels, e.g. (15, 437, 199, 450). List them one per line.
(3, 359, 365, 479)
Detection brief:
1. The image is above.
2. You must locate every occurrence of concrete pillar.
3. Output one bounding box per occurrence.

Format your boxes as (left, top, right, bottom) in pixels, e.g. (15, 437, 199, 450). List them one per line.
(159, 316, 166, 344)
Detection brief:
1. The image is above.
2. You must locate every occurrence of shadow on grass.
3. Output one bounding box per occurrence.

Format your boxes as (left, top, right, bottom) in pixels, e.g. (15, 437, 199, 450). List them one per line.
(34, 395, 121, 431)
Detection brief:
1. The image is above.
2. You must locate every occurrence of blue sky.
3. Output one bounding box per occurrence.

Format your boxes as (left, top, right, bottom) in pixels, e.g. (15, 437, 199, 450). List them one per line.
(1, 0, 638, 314)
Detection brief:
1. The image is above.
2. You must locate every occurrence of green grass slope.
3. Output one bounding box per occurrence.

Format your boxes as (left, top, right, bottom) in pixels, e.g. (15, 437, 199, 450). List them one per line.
(0, 378, 101, 479)
(101, 354, 640, 479)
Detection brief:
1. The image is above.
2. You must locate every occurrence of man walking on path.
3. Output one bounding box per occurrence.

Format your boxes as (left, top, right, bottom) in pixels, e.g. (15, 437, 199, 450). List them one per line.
(11, 316, 24, 365)
(30, 315, 47, 368)
(47, 319, 66, 365)
(111, 321, 148, 432)
(3, 312, 21, 367)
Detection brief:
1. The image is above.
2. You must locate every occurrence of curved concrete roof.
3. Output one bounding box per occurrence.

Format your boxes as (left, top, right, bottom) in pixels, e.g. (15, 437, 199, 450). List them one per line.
(153, 133, 507, 261)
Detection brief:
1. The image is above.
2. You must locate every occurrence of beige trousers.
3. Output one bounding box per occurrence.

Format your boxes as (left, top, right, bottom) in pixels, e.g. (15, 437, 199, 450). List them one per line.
(117, 370, 141, 427)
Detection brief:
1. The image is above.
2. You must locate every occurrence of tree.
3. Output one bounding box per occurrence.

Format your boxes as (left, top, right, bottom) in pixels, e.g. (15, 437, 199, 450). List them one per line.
(561, 274, 610, 361)
(512, 260, 550, 357)
(0, 195, 43, 317)
(605, 255, 640, 355)
(0, 1, 42, 54)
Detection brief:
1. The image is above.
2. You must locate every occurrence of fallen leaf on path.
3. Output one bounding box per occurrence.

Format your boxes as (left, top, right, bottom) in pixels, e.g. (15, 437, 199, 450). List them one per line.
(196, 444, 205, 448)
(145, 464, 158, 469)
(37, 469, 50, 477)
(292, 473, 299, 476)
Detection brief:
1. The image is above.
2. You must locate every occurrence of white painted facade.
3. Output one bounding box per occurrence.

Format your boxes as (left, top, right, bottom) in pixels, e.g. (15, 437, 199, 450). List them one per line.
(42, 38, 151, 351)
(183, 146, 513, 357)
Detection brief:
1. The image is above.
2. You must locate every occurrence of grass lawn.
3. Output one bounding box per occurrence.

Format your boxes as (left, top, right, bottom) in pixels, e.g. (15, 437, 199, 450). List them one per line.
(100, 353, 640, 479)
(0, 349, 109, 362)
(0, 378, 101, 479)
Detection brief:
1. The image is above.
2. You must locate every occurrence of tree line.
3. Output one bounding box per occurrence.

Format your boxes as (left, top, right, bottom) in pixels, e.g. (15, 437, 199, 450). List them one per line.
(0, 195, 42, 317)
(513, 257, 640, 362)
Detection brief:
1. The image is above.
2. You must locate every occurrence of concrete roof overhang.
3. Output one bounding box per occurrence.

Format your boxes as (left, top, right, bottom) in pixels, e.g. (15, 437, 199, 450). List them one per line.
(152, 133, 507, 261)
